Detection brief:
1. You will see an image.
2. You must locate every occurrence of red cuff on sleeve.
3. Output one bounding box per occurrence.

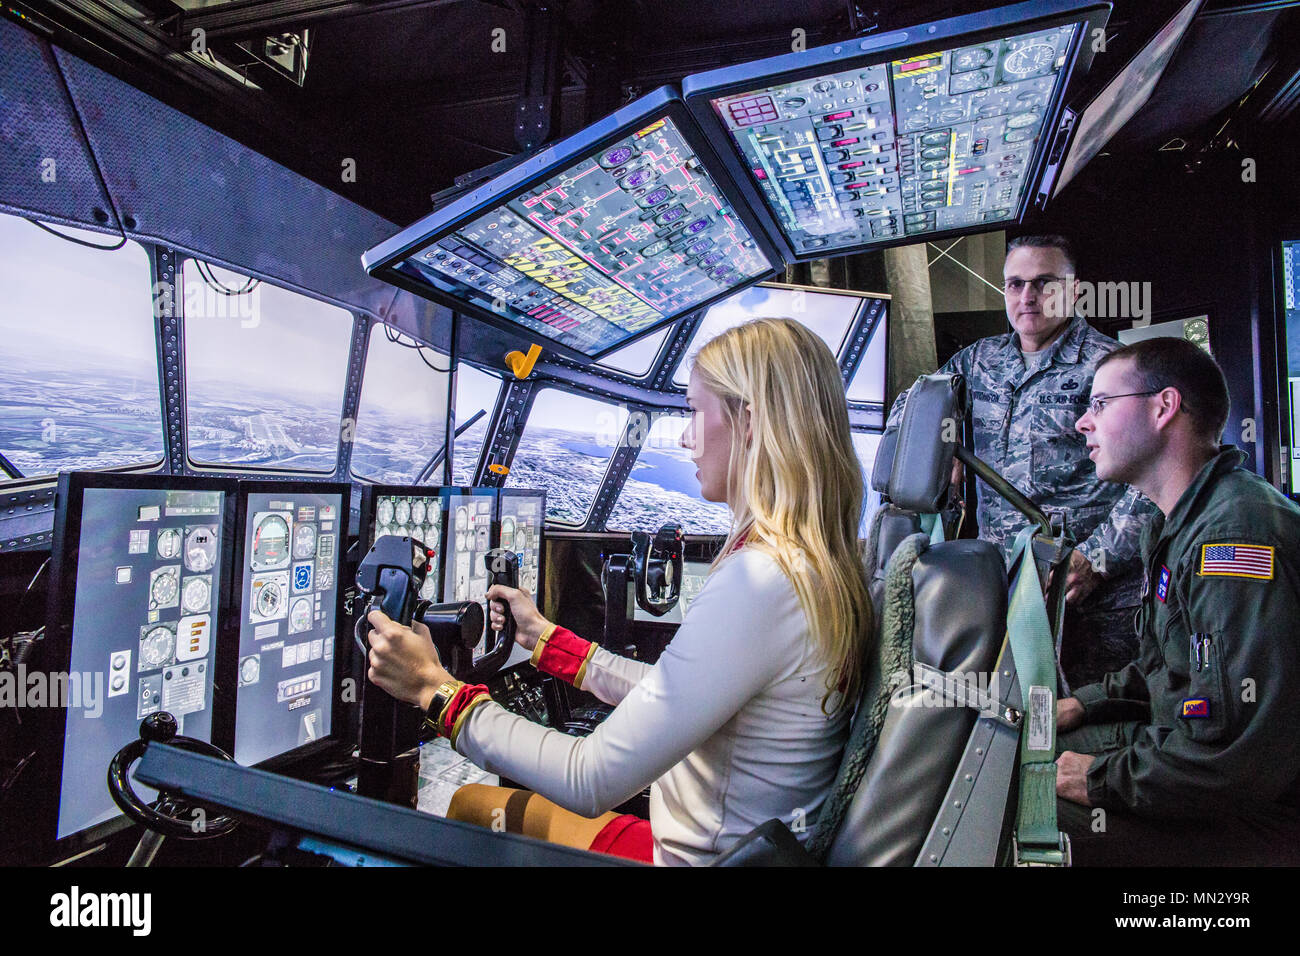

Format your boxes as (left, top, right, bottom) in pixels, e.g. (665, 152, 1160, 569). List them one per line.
(535, 626, 593, 685)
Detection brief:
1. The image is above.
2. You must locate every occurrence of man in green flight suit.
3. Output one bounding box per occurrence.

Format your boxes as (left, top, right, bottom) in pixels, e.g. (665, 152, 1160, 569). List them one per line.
(887, 235, 1157, 688)
(1055, 336, 1300, 865)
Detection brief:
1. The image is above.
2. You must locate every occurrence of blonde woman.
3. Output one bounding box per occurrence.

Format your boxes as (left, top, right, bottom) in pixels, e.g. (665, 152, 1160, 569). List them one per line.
(367, 317, 874, 866)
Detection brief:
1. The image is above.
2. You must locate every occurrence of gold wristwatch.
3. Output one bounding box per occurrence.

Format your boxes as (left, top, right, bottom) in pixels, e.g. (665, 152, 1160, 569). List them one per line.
(422, 680, 463, 737)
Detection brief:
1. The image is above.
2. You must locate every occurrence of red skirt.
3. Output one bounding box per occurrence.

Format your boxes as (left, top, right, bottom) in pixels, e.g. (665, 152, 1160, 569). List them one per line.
(588, 814, 653, 864)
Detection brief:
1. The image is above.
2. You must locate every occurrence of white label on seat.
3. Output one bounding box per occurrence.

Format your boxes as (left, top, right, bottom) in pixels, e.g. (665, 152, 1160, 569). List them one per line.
(1028, 685, 1054, 752)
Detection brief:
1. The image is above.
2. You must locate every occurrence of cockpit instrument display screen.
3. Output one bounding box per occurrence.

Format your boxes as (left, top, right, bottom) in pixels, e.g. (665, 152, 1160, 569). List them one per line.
(363, 88, 781, 360)
(682, 1, 1107, 260)
(53, 480, 226, 841)
(234, 486, 344, 766)
(370, 492, 444, 602)
(498, 489, 546, 608)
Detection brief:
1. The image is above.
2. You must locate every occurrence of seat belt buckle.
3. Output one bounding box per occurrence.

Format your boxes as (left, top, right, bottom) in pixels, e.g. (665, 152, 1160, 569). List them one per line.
(1013, 833, 1071, 867)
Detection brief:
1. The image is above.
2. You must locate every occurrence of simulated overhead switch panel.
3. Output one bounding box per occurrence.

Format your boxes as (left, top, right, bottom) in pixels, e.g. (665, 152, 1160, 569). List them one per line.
(701, 24, 1078, 255)
(363, 88, 782, 360)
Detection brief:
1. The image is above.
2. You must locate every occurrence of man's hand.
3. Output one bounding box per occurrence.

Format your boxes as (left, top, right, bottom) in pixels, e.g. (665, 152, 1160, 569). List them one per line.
(1055, 750, 1096, 805)
(1060, 549, 1103, 605)
(366, 609, 449, 711)
(950, 459, 964, 499)
(1057, 696, 1085, 732)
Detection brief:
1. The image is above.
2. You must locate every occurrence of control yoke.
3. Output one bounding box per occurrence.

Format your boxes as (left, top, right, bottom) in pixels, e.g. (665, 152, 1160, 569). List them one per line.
(632, 523, 684, 616)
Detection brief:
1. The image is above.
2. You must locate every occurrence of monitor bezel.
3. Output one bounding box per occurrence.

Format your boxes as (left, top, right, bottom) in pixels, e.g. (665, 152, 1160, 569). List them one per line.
(361, 86, 785, 362)
(224, 479, 352, 770)
(39, 470, 239, 861)
(1274, 236, 1300, 501)
(681, 0, 1111, 262)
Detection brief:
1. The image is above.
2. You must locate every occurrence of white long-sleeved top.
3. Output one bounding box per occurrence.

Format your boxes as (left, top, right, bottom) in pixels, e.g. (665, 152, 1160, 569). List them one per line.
(454, 548, 850, 866)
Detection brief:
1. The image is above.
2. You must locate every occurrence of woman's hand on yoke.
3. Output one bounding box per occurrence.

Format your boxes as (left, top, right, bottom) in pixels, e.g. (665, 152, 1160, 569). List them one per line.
(485, 584, 551, 653)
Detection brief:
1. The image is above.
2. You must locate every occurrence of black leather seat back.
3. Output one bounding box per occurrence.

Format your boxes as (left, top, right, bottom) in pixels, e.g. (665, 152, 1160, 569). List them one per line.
(827, 539, 1007, 866)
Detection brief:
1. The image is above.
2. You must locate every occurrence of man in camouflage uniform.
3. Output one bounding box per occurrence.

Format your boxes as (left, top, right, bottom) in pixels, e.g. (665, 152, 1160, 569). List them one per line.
(1054, 338, 1300, 864)
(886, 235, 1157, 689)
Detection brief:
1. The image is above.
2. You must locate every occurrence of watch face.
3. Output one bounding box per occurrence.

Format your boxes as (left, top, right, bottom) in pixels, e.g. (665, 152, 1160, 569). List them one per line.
(184, 526, 218, 572)
(293, 523, 317, 560)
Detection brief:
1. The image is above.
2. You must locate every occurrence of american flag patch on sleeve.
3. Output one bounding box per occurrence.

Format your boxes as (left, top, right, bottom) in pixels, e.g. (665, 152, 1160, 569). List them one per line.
(1198, 543, 1275, 580)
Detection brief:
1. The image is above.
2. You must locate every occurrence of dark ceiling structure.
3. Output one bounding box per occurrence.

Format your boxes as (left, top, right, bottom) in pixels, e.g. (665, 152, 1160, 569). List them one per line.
(13, 0, 1300, 226)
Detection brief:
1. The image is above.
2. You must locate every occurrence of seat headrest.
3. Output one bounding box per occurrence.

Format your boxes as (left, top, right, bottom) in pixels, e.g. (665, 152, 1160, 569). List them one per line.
(878, 374, 964, 513)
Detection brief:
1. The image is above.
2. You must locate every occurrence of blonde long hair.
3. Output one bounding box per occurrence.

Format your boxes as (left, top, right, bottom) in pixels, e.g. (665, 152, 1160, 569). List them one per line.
(692, 317, 873, 709)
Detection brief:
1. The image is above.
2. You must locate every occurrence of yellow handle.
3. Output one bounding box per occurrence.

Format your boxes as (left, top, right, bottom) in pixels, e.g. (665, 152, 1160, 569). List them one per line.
(505, 344, 542, 379)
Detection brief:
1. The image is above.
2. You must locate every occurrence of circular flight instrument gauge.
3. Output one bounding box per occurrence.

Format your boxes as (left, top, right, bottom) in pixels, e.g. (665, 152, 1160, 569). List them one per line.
(141, 625, 175, 669)
(419, 576, 438, 601)
(501, 517, 516, 553)
(151, 568, 179, 607)
(256, 579, 283, 618)
(456, 531, 467, 552)
(290, 597, 312, 632)
(414, 500, 430, 526)
(293, 523, 318, 560)
(456, 506, 468, 531)
(1003, 42, 1055, 76)
(377, 499, 395, 527)
(954, 47, 992, 72)
(948, 72, 988, 95)
(240, 657, 260, 684)
(394, 500, 411, 527)
(251, 514, 290, 571)
(182, 576, 210, 613)
(157, 528, 182, 560)
(1006, 111, 1038, 129)
(638, 186, 672, 208)
(184, 527, 217, 572)
(599, 145, 634, 169)
(783, 96, 806, 109)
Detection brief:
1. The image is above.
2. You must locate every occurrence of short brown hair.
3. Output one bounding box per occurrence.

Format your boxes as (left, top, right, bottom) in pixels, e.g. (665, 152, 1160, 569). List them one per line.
(1096, 337, 1229, 445)
(1006, 234, 1078, 275)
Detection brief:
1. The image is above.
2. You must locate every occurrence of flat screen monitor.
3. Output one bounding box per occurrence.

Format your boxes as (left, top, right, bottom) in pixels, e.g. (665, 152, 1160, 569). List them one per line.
(43, 473, 235, 852)
(632, 559, 713, 625)
(497, 488, 546, 608)
(362, 485, 446, 603)
(362, 87, 782, 361)
(442, 489, 497, 606)
(1052, 0, 1202, 197)
(682, 0, 1109, 261)
(1281, 239, 1300, 496)
(231, 483, 348, 767)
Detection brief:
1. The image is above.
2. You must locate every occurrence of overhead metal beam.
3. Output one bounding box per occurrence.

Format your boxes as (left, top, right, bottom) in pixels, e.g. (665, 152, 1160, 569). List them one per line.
(171, 0, 486, 41)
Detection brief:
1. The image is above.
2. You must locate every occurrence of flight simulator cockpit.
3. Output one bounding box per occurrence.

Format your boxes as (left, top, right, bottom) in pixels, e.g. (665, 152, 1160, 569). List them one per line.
(2, 0, 1300, 889)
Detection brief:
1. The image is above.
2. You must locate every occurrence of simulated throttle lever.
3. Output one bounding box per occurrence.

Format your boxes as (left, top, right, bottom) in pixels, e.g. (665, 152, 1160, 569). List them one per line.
(631, 522, 684, 617)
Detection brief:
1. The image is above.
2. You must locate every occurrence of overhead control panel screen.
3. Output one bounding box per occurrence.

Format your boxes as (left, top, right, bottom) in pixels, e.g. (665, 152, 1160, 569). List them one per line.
(372, 492, 444, 602)
(363, 88, 780, 360)
(683, 1, 1107, 261)
(234, 489, 342, 766)
(59, 487, 224, 839)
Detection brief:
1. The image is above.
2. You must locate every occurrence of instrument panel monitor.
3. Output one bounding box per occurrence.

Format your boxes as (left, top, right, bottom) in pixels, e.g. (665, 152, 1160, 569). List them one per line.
(682, 0, 1108, 260)
(362, 87, 782, 360)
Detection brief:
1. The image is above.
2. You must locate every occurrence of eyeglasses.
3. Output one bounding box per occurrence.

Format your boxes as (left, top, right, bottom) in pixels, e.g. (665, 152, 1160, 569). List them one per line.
(1087, 390, 1162, 417)
(1003, 275, 1067, 294)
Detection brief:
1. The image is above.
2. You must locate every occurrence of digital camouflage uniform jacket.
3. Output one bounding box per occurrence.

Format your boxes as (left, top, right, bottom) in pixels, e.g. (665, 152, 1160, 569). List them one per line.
(1076, 447, 1300, 816)
(887, 315, 1157, 608)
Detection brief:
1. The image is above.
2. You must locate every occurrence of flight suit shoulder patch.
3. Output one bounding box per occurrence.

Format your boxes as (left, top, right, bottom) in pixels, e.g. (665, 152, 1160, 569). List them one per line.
(1197, 542, 1275, 581)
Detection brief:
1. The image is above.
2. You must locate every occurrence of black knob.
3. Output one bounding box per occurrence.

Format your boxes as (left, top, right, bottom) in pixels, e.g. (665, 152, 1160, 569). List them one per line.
(140, 712, 178, 743)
